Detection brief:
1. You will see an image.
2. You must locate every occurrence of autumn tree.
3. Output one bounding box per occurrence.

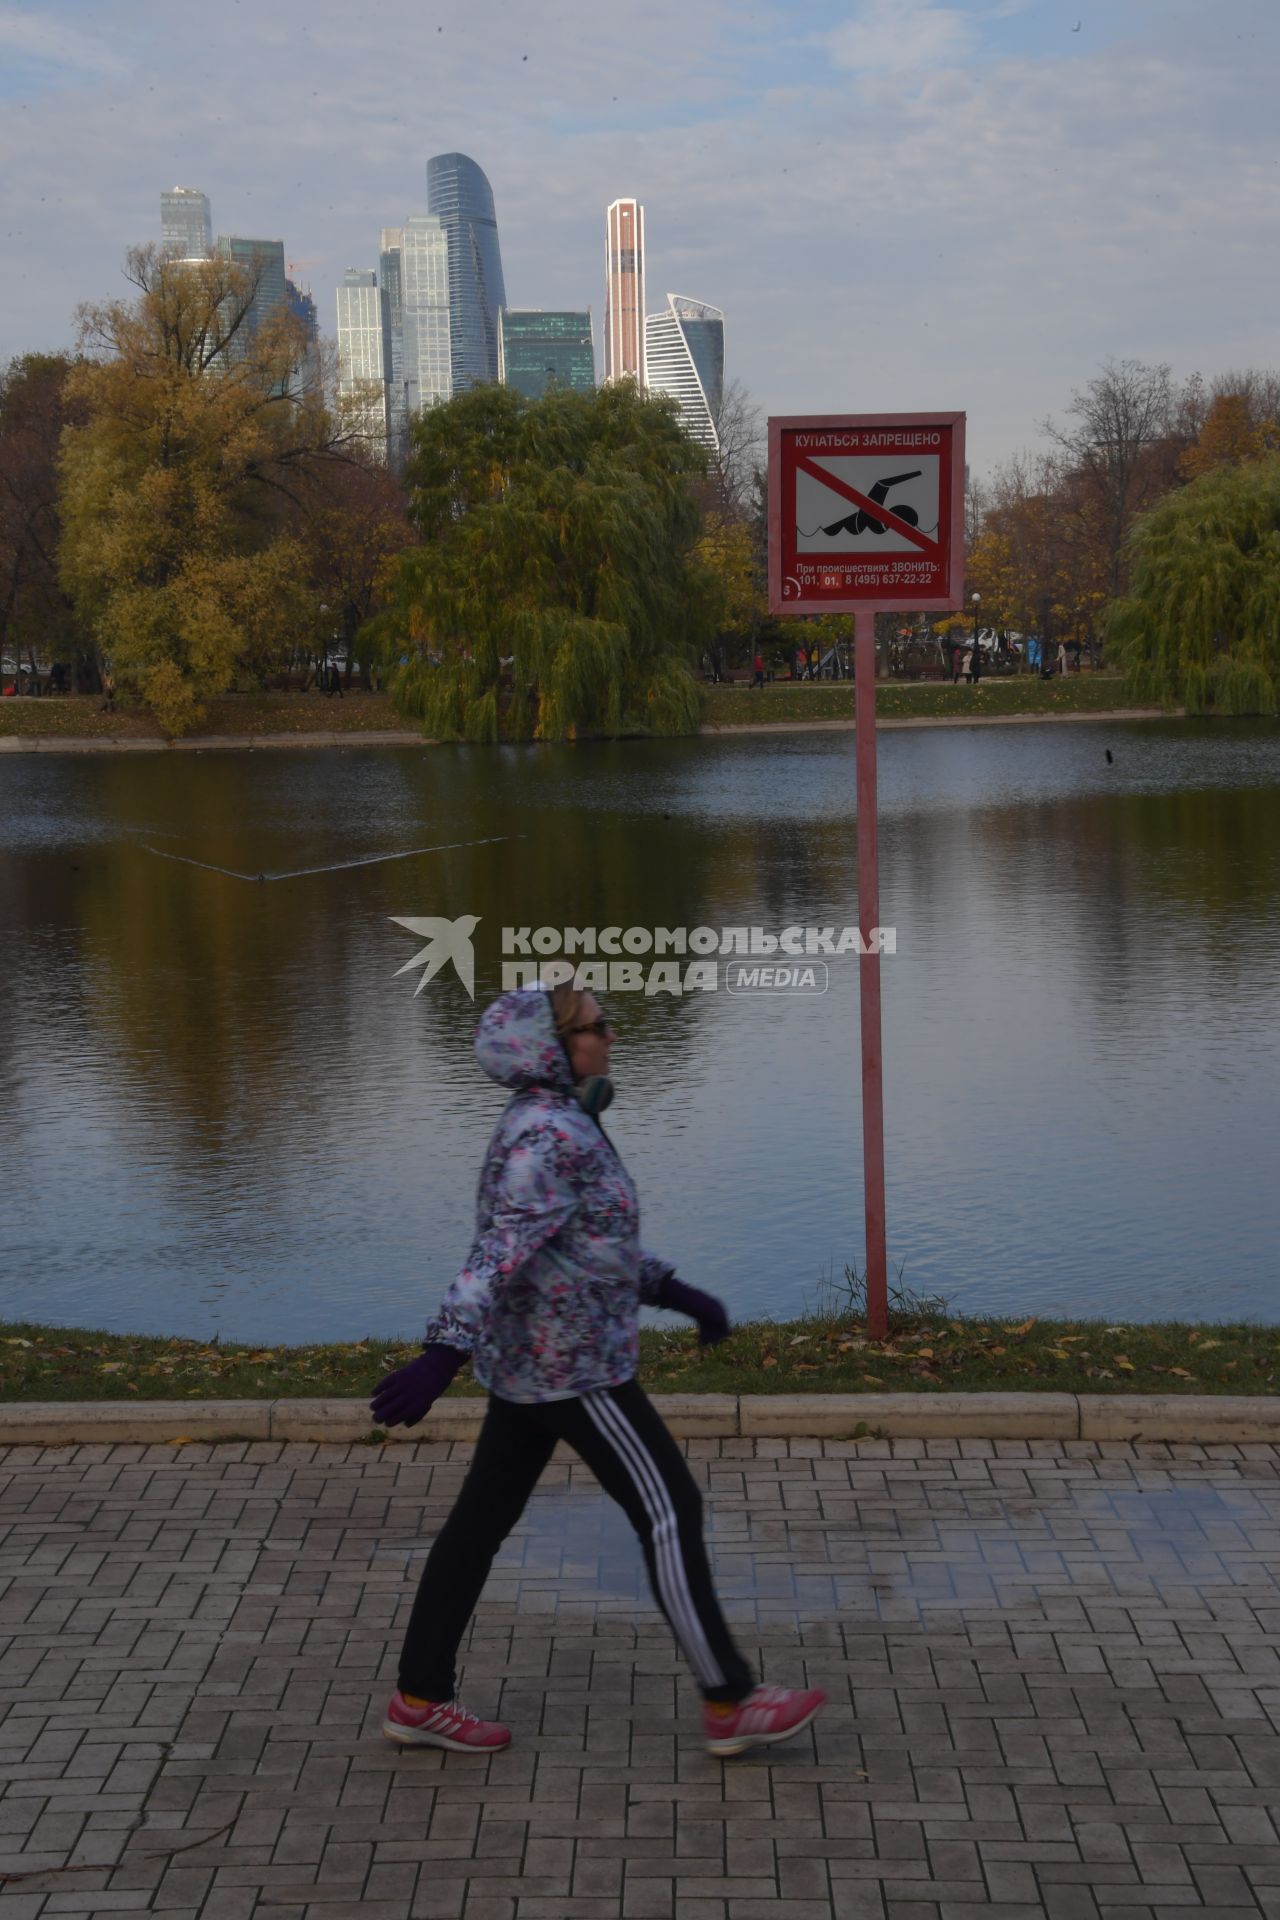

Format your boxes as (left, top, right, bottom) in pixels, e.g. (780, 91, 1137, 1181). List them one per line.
(1044, 359, 1175, 597)
(0, 354, 91, 684)
(1108, 455, 1280, 713)
(291, 454, 411, 686)
(373, 380, 715, 741)
(58, 245, 355, 734)
(1179, 392, 1278, 481)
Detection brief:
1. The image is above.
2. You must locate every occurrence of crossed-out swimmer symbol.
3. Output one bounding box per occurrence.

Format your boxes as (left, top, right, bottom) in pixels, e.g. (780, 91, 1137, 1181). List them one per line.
(821, 468, 922, 537)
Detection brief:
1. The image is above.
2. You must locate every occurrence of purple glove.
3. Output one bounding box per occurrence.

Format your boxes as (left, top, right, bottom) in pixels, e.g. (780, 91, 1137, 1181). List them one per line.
(370, 1344, 467, 1429)
(654, 1274, 731, 1347)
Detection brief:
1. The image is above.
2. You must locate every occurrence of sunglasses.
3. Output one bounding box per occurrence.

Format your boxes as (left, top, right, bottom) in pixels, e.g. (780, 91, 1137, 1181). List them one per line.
(565, 1017, 612, 1038)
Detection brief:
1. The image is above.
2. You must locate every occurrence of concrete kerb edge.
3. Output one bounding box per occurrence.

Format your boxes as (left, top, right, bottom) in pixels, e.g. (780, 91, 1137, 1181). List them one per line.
(4, 1391, 1280, 1447)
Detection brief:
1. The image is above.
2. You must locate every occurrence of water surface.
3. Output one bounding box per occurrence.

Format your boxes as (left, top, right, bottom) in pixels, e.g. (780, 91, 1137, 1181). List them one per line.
(2, 718, 1277, 1339)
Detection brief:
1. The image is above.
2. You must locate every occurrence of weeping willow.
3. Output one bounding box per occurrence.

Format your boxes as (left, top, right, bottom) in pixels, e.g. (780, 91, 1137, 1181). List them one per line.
(1108, 455, 1280, 715)
(369, 382, 714, 742)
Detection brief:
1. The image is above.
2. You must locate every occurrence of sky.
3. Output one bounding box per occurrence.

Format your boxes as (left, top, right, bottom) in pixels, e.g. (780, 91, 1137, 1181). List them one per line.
(1, 0, 1276, 478)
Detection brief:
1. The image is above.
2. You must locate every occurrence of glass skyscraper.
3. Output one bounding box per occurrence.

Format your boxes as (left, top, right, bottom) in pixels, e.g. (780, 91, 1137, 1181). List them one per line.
(379, 228, 408, 454)
(217, 236, 287, 337)
(497, 311, 595, 399)
(643, 294, 725, 450)
(161, 187, 212, 257)
(399, 214, 452, 415)
(286, 277, 322, 394)
(336, 270, 387, 451)
(425, 153, 506, 390)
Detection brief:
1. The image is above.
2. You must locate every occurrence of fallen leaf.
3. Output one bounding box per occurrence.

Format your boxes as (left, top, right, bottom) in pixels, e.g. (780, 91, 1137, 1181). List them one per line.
(1103, 1326, 1128, 1335)
(1050, 1349, 1070, 1361)
(1004, 1318, 1036, 1336)
(1196, 1338, 1221, 1352)
(761, 1356, 778, 1370)
(917, 1347, 933, 1360)
(1167, 1368, 1194, 1379)
(4, 1338, 32, 1348)
(788, 1335, 810, 1347)
(861, 1373, 882, 1384)
(1114, 1356, 1136, 1372)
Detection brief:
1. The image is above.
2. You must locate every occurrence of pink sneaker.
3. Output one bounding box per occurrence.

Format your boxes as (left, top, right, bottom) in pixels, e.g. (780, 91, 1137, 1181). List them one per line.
(382, 1691, 511, 1753)
(702, 1685, 827, 1757)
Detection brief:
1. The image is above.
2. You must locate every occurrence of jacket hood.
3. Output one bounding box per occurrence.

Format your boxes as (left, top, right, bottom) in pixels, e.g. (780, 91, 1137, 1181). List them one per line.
(474, 988, 574, 1093)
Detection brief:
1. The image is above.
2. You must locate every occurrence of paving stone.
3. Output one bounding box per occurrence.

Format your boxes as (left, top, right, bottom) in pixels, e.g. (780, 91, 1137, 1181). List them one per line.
(3, 1439, 1279, 1916)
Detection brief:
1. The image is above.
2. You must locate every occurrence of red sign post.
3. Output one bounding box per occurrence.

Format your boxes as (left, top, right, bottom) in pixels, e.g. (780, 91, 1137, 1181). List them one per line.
(768, 413, 966, 1340)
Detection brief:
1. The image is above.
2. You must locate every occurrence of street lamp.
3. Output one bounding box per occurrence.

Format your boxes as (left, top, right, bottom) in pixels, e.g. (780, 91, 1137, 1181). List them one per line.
(970, 592, 981, 684)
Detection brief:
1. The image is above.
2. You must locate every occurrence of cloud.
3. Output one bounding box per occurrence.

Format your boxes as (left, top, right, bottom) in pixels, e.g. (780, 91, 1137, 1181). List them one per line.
(826, 0, 978, 74)
(0, 5, 127, 82)
(0, 0, 1277, 480)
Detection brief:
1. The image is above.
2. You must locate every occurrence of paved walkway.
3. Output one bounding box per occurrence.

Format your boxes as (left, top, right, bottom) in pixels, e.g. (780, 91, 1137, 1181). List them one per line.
(2, 1436, 1278, 1920)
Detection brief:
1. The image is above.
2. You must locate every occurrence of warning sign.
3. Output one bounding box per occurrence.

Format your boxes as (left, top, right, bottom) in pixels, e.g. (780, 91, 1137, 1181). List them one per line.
(769, 413, 965, 613)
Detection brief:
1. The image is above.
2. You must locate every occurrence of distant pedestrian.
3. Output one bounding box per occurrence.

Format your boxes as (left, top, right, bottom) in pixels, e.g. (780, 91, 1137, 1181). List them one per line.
(752, 653, 764, 689)
(328, 663, 345, 698)
(951, 644, 963, 685)
(794, 646, 806, 682)
(101, 669, 117, 713)
(809, 646, 820, 681)
(1056, 642, 1068, 678)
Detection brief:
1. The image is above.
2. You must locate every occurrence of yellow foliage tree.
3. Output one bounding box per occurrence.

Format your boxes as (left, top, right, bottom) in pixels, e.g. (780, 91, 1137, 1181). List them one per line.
(59, 246, 352, 734)
(1179, 393, 1278, 481)
(697, 509, 760, 637)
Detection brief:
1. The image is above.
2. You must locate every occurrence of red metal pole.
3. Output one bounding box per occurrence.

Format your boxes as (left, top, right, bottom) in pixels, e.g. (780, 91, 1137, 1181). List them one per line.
(853, 606, 888, 1342)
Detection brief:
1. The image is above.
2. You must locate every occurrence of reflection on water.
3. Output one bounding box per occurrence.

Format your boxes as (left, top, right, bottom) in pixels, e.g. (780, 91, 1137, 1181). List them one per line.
(2, 719, 1278, 1339)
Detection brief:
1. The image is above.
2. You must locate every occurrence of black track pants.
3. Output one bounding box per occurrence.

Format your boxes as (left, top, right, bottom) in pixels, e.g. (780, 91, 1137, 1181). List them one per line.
(397, 1378, 755, 1705)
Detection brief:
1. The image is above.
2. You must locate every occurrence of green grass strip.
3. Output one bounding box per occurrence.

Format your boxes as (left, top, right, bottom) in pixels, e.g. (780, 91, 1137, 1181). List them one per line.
(701, 676, 1165, 726)
(4, 1311, 1277, 1404)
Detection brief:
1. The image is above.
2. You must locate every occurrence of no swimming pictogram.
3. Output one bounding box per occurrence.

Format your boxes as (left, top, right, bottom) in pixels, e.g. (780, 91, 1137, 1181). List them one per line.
(768, 413, 965, 612)
(793, 454, 943, 559)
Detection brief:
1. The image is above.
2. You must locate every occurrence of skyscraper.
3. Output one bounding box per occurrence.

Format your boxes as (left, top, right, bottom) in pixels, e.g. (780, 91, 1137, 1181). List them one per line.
(335, 270, 387, 450)
(286, 276, 322, 394)
(497, 311, 595, 399)
(161, 187, 212, 257)
(379, 227, 408, 455)
(399, 214, 452, 416)
(643, 294, 724, 450)
(425, 153, 506, 390)
(604, 198, 645, 385)
(216, 235, 287, 349)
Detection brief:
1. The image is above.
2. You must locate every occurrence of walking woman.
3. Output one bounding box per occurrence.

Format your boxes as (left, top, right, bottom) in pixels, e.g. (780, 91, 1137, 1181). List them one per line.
(371, 984, 825, 1758)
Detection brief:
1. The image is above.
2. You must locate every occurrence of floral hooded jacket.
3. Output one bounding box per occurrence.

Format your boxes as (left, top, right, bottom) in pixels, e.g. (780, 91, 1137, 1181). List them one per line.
(425, 989, 675, 1403)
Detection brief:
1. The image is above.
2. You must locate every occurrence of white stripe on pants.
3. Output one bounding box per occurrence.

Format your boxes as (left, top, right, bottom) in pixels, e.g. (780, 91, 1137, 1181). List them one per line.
(582, 1389, 725, 1690)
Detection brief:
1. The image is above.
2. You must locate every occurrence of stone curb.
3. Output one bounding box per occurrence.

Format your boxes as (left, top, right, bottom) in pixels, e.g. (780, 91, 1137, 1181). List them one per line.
(3, 1391, 1279, 1447)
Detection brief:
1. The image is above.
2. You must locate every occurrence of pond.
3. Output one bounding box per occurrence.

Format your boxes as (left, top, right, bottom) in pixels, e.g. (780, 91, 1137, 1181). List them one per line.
(2, 717, 1278, 1342)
